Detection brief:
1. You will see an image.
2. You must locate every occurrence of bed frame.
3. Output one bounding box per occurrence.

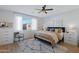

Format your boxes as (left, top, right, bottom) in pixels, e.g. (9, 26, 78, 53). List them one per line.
(34, 27, 65, 48)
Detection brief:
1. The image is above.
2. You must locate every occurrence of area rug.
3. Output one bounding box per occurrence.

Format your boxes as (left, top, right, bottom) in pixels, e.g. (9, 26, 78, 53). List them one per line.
(11, 39, 69, 53)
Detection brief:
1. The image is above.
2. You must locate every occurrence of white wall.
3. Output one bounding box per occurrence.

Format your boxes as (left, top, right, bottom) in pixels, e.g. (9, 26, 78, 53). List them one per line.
(43, 16, 63, 27)
(44, 9, 79, 27)
(37, 18, 44, 30)
(0, 9, 14, 25)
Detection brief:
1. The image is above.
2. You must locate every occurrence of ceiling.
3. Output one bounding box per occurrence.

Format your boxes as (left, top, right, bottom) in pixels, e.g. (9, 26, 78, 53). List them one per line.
(0, 5, 79, 18)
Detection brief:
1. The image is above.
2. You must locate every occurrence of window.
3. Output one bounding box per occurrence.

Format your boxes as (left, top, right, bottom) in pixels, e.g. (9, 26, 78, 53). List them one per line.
(22, 16, 37, 30)
(22, 17, 32, 30)
(15, 15, 37, 31)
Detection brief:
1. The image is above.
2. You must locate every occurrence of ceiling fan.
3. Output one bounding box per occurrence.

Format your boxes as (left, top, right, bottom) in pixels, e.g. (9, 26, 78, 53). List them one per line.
(36, 5, 54, 14)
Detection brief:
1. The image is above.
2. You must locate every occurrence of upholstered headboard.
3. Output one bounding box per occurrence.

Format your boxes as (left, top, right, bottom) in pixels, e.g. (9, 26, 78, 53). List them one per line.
(47, 27, 65, 32)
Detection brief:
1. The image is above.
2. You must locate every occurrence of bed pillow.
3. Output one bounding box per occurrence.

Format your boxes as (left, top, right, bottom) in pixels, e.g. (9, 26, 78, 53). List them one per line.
(55, 29, 63, 40)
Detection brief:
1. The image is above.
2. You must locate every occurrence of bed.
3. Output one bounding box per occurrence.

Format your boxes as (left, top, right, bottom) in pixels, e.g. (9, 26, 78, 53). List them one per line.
(34, 27, 65, 48)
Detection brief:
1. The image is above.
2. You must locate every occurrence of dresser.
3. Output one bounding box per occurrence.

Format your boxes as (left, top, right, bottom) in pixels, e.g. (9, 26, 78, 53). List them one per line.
(0, 28, 14, 45)
(64, 31, 78, 46)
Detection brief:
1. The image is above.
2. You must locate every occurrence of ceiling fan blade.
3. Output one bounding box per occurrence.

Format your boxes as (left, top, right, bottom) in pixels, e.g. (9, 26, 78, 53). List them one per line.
(45, 9, 53, 11)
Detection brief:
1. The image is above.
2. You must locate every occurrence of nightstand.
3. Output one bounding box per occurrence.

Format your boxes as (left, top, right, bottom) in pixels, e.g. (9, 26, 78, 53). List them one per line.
(64, 32, 78, 46)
